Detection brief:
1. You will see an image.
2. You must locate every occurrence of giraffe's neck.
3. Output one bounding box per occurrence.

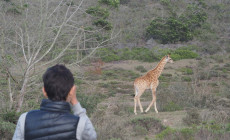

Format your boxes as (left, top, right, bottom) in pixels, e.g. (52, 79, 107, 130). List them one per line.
(153, 56, 167, 77)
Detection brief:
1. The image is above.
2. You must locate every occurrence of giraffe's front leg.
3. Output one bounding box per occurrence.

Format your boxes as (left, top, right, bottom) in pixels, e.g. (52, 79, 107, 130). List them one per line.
(145, 88, 157, 113)
(145, 100, 158, 113)
(145, 100, 153, 113)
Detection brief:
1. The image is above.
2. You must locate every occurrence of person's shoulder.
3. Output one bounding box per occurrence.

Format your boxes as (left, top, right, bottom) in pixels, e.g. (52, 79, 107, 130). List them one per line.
(21, 112, 28, 116)
(18, 112, 28, 121)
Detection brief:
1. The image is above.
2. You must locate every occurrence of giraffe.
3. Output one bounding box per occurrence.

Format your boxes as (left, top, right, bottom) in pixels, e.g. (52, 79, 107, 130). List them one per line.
(134, 55, 173, 115)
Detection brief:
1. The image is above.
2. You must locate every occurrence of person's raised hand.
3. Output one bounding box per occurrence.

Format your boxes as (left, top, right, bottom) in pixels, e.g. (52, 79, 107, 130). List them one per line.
(67, 85, 78, 105)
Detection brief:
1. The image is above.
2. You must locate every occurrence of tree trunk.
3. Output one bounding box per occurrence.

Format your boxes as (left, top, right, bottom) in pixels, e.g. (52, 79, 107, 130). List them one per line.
(16, 70, 29, 112)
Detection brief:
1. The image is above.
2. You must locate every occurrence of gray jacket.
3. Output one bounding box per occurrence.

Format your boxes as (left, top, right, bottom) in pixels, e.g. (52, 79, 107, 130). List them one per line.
(13, 103, 97, 140)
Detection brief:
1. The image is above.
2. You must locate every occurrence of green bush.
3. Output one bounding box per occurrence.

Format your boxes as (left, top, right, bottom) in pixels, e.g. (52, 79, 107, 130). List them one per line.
(146, 17, 193, 44)
(155, 126, 196, 140)
(180, 4, 207, 29)
(66, 1, 74, 6)
(98, 82, 109, 88)
(119, 48, 158, 62)
(131, 117, 166, 134)
(92, 33, 109, 42)
(93, 19, 113, 30)
(179, 67, 193, 75)
(103, 70, 117, 78)
(146, 2, 207, 44)
(133, 125, 148, 135)
(86, 4, 113, 32)
(180, 128, 195, 139)
(135, 66, 147, 73)
(226, 123, 230, 131)
(0, 121, 16, 139)
(156, 125, 230, 140)
(205, 120, 222, 132)
(1, 111, 20, 124)
(86, 6, 109, 19)
(181, 76, 192, 82)
(155, 127, 176, 140)
(97, 47, 159, 62)
(0, 77, 7, 86)
(158, 73, 172, 83)
(97, 47, 198, 62)
(62, 52, 77, 64)
(75, 79, 84, 85)
(162, 101, 183, 112)
(77, 93, 106, 116)
(171, 49, 198, 61)
(159, 74, 172, 82)
(183, 108, 201, 126)
(102, 68, 140, 81)
(96, 48, 120, 62)
(99, 0, 120, 8)
(160, 0, 170, 6)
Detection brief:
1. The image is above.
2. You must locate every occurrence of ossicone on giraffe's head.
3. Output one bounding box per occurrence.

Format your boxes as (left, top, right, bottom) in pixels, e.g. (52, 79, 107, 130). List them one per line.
(166, 54, 173, 63)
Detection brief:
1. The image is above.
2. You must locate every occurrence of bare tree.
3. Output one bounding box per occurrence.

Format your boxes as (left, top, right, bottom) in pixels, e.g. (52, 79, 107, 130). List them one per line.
(0, 0, 119, 112)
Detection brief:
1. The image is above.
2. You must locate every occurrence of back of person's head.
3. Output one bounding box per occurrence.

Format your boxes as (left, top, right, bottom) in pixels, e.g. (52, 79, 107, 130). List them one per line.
(43, 64, 74, 101)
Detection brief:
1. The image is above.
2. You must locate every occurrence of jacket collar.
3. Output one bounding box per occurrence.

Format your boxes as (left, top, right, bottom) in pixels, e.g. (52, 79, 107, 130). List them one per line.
(40, 99, 71, 113)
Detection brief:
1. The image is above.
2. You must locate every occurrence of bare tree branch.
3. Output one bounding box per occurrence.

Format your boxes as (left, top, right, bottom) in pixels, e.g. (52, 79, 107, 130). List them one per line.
(37, 28, 82, 68)
(47, 0, 64, 19)
(75, 30, 121, 64)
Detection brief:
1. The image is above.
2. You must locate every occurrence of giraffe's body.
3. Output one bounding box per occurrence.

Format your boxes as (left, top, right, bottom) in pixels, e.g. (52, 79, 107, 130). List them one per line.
(134, 55, 173, 115)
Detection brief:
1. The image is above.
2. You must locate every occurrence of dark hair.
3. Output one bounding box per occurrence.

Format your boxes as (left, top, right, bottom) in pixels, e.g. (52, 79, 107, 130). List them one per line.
(43, 64, 74, 101)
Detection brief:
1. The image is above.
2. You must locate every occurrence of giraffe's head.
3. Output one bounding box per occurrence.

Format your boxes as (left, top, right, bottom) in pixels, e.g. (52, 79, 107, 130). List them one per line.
(166, 55, 173, 63)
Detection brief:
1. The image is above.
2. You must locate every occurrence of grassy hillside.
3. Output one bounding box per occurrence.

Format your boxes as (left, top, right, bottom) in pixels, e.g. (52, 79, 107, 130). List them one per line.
(86, 57, 230, 139)
(0, 0, 230, 139)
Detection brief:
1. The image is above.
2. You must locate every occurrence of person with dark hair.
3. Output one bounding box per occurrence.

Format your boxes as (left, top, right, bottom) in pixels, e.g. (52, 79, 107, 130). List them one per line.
(13, 64, 97, 140)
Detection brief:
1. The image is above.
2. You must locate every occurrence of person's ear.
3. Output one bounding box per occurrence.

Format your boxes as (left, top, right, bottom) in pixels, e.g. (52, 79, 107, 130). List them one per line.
(42, 87, 48, 98)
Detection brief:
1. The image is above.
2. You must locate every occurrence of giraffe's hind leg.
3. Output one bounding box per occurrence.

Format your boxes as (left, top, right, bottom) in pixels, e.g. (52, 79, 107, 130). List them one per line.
(134, 87, 138, 115)
(134, 86, 144, 114)
(134, 96, 137, 115)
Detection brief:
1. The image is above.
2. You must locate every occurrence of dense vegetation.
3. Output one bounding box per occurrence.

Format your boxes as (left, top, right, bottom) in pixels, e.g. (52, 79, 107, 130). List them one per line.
(97, 46, 199, 62)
